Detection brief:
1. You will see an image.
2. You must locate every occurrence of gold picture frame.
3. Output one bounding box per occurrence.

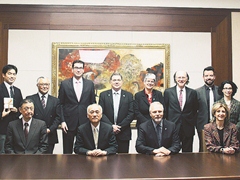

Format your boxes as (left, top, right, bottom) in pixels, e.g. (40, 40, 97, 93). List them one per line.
(52, 42, 170, 98)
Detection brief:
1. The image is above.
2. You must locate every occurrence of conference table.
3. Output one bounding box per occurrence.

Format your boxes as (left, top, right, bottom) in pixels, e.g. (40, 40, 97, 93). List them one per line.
(0, 153, 239, 179)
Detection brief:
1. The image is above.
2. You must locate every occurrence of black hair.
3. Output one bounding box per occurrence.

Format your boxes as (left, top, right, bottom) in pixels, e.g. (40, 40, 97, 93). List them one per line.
(2, 64, 18, 74)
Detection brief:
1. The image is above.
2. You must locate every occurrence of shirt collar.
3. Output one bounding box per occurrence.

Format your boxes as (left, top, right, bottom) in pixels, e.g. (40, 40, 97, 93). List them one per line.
(152, 119, 163, 128)
(112, 89, 121, 95)
(91, 123, 100, 131)
(176, 86, 186, 92)
(22, 118, 32, 127)
(38, 92, 48, 99)
(73, 77, 82, 83)
(4, 81, 12, 89)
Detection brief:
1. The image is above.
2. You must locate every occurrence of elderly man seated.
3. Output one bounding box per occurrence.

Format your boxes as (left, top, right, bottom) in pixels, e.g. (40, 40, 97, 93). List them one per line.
(74, 103, 118, 156)
(136, 102, 181, 156)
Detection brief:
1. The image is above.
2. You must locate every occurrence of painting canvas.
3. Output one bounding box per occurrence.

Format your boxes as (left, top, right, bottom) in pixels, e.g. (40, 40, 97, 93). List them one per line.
(52, 43, 170, 99)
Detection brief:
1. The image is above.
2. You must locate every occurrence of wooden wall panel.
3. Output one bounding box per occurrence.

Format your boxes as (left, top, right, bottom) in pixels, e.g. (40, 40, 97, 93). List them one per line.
(0, 4, 239, 81)
(212, 14, 232, 84)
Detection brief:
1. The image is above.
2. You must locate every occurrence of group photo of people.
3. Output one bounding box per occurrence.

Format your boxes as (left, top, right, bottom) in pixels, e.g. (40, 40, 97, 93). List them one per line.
(0, 61, 239, 156)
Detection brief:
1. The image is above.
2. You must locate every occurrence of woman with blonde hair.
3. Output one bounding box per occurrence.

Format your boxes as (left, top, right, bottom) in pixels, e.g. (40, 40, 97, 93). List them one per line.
(204, 102, 239, 154)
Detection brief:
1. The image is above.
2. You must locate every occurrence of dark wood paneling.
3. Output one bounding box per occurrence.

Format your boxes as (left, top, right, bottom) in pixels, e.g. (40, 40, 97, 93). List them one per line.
(0, 4, 239, 81)
(212, 14, 232, 85)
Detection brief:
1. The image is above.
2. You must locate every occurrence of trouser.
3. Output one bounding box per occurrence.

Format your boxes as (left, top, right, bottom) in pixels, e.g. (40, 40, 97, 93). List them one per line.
(0, 134, 6, 154)
(46, 144, 55, 154)
(62, 129, 77, 154)
(179, 127, 193, 152)
(116, 139, 130, 153)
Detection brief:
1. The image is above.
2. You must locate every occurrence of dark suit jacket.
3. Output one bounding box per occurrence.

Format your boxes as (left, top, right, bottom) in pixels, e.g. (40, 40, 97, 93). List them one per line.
(164, 86, 198, 137)
(204, 122, 239, 153)
(5, 118, 48, 154)
(134, 89, 164, 127)
(195, 85, 221, 132)
(99, 89, 134, 141)
(136, 119, 181, 155)
(58, 77, 96, 131)
(26, 93, 61, 144)
(74, 121, 118, 155)
(0, 83, 23, 134)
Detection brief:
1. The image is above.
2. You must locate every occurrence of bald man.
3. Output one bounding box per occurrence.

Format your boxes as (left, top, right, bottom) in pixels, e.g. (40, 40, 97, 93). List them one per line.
(164, 71, 198, 152)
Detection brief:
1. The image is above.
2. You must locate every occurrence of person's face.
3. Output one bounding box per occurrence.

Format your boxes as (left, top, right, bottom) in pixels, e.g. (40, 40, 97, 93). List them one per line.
(19, 102, 34, 121)
(2, 69, 17, 85)
(144, 78, 155, 90)
(37, 78, 50, 95)
(72, 62, 84, 79)
(175, 71, 188, 89)
(203, 70, 215, 86)
(222, 83, 233, 98)
(214, 107, 227, 122)
(110, 75, 123, 91)
(150, 104, 164, 124)
(87, 105, 102, 126)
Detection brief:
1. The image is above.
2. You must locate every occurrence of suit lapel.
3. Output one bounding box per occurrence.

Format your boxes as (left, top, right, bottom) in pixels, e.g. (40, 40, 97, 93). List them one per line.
(147, 121, 159, 146)
(33, 94, 45, 115)
(118, 90, 126, 110)
(141, 90, 149, 105)
(16, 120, 27, 146)
(107, 90, 114, 109)
(172, 86, 181, 111)
(1, 83, 10, 97)
(26, 119, 37, 147)
(200, 86, 207, 106)
(68, 78, 78, 102)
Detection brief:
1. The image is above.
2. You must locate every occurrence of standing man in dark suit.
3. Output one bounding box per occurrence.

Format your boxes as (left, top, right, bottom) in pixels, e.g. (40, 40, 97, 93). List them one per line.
(99, 72, 134, 153)
(5, 98, 48, 154)
(164, 71, 198, 152)
(59, 60, 96, 154)
(74, 104, 117, 156)
(0, 64, 23, 153)
(26, 77, 61, 154)
(195, 66, 222, 152)
(134, 73, 164, 127)
(136, 102, 181, 156)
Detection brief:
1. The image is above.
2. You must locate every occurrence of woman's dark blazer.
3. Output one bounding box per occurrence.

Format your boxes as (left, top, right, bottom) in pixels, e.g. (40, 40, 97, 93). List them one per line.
(134, 89, 164, 127)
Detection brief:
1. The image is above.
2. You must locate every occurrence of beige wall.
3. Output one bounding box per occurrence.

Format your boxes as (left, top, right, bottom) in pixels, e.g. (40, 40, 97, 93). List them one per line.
(232, 12, 240, 100)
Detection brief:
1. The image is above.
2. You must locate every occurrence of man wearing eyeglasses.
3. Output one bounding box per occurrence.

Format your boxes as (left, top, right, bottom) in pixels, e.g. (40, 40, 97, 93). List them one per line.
(5, 98, 48, 154)
(26, 77, 61, 154)
(58, 60, 96, 154)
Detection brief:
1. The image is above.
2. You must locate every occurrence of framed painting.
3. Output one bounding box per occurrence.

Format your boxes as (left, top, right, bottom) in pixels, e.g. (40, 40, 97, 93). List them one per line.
(52, 43, 170, 99)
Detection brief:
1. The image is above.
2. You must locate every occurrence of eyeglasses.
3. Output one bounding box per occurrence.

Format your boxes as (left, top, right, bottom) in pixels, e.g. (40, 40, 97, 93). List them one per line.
(38, 83, 50, 86)
(223, 88, 232, 90)
(73, 67, 84, 70)
(22, 107, 34, 111)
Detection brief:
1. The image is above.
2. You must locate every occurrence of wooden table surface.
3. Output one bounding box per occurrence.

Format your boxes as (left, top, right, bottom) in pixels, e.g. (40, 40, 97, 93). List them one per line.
(0, 153, 239, 179)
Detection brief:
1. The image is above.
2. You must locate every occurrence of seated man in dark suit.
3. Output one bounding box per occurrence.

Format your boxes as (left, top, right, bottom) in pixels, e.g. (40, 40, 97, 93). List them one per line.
(74, 104, 117, 156)
(5, 98, 48, 154)
(136, 102, 181, 156)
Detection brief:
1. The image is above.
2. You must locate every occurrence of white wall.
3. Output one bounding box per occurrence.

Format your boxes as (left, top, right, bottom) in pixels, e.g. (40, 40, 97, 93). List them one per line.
(232, 12, 240, 100)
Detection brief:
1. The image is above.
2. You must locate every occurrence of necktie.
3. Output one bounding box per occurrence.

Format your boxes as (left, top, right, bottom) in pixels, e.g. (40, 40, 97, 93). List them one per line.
(209, 87, 214, 120)
(179, 89, 183, 110)
(10, 86, 14, 98)
(156, 124, 162, 147)
(24, 123, 29, 140)
(113, 92, 120, 124)
(93, 128, 98, 149)
(41, 95, 46, 109)
(75, 81, 81, 101)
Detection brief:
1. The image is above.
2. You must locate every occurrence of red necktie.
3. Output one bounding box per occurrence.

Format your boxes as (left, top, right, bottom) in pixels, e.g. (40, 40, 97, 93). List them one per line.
(179, 90, 183, 110)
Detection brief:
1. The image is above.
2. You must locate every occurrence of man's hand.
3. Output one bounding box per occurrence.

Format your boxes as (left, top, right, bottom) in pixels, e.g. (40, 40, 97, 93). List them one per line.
(153, 147, 171, 156)
(61, 122, 68, 134)
(87, 149, 107, 156)
(112, 125, 121, 134)
(47, 128, 51, 134)
(1, 108, 11, 118)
